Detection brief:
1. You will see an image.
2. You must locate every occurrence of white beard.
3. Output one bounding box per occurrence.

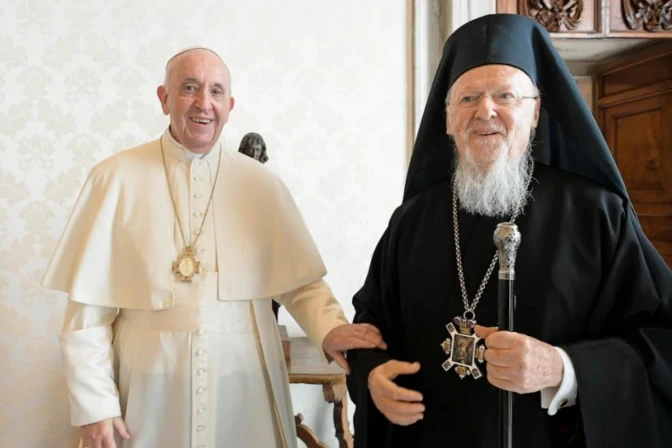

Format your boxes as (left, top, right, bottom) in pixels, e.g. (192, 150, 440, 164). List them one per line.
(453, 137, 534, 218)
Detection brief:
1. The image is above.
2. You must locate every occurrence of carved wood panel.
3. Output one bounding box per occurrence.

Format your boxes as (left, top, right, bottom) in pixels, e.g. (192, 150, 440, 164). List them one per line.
(500, 0, 599, 33)
(519, 0, 584, 31)
(497, 0, 672, 36)
(610, 0, 672, 36)
(622, 0, 672, 32)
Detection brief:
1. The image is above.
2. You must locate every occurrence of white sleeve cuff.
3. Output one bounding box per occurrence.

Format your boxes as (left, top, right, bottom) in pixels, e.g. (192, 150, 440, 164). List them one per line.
(277, 279, 348, 362)
(540, 347, 578, 416)
(60, 326, 121, 426)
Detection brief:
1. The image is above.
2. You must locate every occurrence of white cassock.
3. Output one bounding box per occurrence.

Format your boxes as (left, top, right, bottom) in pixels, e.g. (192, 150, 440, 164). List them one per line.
(43, 129, 349, 448)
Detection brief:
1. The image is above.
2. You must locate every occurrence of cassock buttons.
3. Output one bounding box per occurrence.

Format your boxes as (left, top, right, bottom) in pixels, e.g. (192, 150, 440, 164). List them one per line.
(197, 387, 206, 394)
(197, 425, 205, 432)
(197, 445, 205, 448)
(197, 407, 205, 414)
(194, 175, 202, 181)
(197, 329, 205, 336)
(193, 212, 203, 217)
(196, 349, 205, 356)
(194, 193, 203, 199)
(197, 368, 206, 376)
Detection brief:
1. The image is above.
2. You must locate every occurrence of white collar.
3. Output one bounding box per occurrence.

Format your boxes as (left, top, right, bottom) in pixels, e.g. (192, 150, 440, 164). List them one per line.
(160, 127, 221, 165)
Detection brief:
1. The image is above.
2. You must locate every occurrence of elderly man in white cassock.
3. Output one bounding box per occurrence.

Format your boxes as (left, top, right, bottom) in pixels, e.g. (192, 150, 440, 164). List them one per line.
(42, 47, 385, 448)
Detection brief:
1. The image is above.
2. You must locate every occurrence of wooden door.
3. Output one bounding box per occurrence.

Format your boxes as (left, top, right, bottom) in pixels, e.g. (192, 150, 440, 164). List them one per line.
(603, 93, 672, 265)
(598, 41, 672, 266)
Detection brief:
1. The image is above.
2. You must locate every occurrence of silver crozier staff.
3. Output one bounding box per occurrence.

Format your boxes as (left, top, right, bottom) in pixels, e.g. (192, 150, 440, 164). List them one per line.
(493, 222, 521, 448)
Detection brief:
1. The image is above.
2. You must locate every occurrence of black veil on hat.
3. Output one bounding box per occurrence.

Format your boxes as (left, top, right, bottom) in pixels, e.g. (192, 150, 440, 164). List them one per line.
(403, 12, 671, 302)
(404, 13, 628, 204)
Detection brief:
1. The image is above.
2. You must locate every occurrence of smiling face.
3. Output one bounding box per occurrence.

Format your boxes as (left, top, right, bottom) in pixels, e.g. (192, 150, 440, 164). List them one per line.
(445, 65, 542, 218)
(446, 64, 540, 172)
(157, 49, 235, 153)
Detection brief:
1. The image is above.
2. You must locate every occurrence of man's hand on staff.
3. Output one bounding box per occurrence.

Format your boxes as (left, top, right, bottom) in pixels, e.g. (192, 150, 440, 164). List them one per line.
(475, 325, 564, 394)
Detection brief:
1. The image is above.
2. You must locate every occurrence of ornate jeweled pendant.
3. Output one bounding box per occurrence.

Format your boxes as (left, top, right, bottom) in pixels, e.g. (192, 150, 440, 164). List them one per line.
(441, 316, 486, 379)
(172, 246, 202, 281)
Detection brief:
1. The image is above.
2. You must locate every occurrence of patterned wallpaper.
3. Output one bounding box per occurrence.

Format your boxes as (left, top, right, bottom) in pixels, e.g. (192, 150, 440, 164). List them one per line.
(0, 1, 408, 446)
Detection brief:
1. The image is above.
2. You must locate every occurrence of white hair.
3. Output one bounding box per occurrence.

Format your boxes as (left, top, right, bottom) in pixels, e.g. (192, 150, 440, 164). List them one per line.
(162, 47, 231, 93)
(444, 73, 539, 218)
(452, 129, 535, 218)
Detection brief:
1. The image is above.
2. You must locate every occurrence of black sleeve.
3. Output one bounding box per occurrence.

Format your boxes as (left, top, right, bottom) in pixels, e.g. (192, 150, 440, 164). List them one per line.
(560, 203, 672, 448)
(346, 216, 405, 447)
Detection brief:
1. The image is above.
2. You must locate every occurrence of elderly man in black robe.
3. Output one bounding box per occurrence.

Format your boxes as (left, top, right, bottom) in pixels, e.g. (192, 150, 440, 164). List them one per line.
(346, 13, 672, 448)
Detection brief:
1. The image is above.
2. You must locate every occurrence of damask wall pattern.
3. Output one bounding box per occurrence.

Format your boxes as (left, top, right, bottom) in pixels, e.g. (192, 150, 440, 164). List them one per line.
(0, 1, 408, 446)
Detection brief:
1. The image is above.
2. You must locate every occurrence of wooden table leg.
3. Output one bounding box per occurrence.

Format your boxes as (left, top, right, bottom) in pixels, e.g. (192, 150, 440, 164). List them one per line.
(295, 413, 329, 448)
(323, 383, 354, 448)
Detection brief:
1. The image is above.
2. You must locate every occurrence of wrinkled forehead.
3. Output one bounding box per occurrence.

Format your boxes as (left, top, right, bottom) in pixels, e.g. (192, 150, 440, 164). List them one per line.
(451, 64, 535, 93)
(167, 49, 230, 87)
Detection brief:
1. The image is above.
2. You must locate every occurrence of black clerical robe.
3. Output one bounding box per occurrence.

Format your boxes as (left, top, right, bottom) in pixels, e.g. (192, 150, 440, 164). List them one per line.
(347, 163, 672, 448)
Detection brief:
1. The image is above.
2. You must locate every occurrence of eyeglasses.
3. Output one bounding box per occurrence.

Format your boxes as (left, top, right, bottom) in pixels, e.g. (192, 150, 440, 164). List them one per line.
(447, 92, 539, 108)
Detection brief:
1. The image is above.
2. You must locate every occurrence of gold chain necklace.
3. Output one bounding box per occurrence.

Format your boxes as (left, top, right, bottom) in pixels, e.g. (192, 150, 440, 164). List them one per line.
(160, 140, 222, 281)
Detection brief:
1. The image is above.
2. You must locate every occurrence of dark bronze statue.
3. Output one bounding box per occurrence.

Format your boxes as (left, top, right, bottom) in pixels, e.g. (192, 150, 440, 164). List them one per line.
(238, 132, 269, 164)
(238, 132, 280, 320)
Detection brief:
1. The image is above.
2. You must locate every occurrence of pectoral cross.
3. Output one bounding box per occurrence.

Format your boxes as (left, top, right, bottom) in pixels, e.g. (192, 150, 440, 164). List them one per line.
(440, 316, 486, 379)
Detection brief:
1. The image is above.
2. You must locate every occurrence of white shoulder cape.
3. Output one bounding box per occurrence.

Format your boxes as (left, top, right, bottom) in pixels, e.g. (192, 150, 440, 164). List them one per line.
(42, 138, 327, 309)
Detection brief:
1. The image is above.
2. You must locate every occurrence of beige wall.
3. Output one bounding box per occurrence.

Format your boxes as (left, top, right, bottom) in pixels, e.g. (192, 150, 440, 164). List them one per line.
(0, 1, 408, 446)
